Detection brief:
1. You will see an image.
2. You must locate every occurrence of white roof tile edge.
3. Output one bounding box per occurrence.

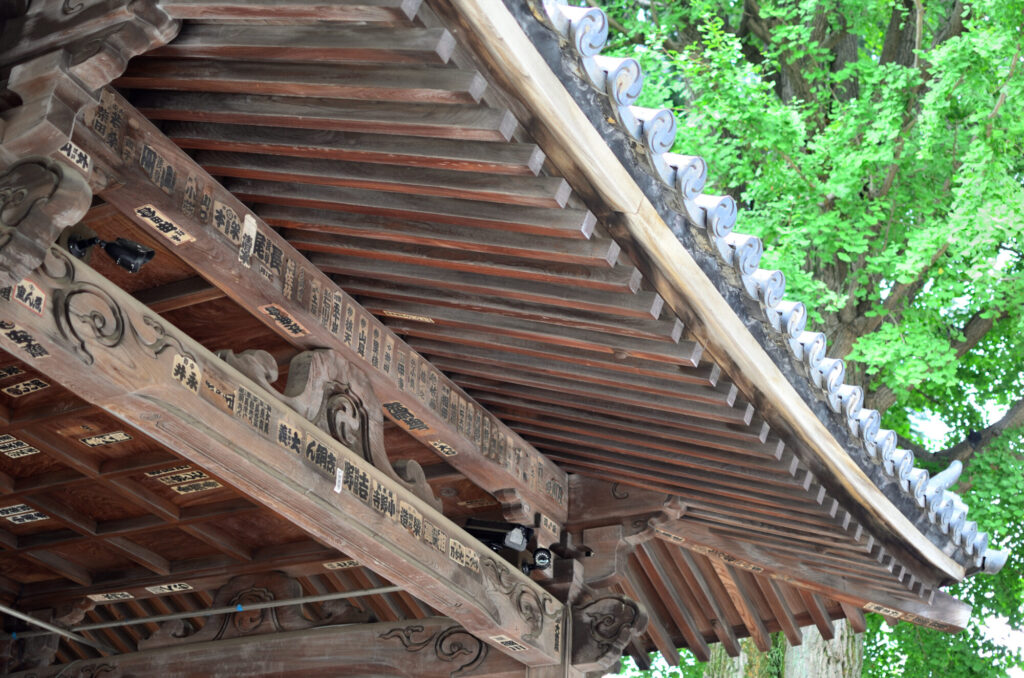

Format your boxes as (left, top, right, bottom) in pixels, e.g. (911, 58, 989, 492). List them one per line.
(534, 0, 1006, 575)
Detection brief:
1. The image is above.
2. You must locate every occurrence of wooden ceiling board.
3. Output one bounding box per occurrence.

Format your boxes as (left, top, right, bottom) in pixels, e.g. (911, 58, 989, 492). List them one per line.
(123, 527, 224, 563)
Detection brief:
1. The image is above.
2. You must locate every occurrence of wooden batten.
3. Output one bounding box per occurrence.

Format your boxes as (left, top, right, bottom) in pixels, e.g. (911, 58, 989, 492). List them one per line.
(651, 523, 970, 632)
(134, 90, 520, 142)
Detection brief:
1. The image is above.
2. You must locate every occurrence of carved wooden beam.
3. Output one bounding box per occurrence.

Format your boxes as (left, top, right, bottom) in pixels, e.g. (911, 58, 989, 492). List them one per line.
(69, 86, 568, 526)
(7, 617, 528, 678)
(653, 520, 971, 632)
(570, 593, 647, 673)
(0, 0, 177, 281)
(0, 245, 563, 665)
(0, 0, 178, 163)
(0, 158, 92, 285)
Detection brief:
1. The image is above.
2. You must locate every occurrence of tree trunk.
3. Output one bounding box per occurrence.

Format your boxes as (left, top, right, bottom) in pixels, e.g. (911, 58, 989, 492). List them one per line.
(701, 621, 862, 678)
(785, 621, 863, 678)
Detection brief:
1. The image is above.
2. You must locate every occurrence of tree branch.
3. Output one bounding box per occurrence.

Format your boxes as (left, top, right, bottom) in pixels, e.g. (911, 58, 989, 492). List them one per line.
(897, 434, 931, 457)
(828, 242, 949, 359)
(931, 396, 1024, 464)
(985, 46, 1021, 138)
(954, 311, 1003, 358)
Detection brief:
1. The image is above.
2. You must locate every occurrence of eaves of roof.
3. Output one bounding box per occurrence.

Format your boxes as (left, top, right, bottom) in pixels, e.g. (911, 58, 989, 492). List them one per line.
(447, 0, 1007, 581)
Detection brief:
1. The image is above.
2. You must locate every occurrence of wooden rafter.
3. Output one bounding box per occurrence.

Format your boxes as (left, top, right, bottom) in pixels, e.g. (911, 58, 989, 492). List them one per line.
(69, 86, 568, 525)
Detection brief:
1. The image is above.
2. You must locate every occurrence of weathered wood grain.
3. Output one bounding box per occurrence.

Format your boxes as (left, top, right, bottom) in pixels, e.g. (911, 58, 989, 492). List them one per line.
(117, 58, 487, 104)
(0, 248, 563, 664)
(433, 359, 747, 425)
(74, 86, 568, 524)
(167, 120, 542, 174)
(203, 154, 570, 208)
(710, 560, 771, 652)
(235, 181, 595, 238)
(474, 394, 774, 454)
(151, 24, 456, 64)
(652, 523, 967, 631)
(374, 304, 691, 365)
(405, 339, 725, 403)
(7, 618, 528, 678)
(758, 578, 803, 645)
(465, 385, 765, 448)
(159, 0, 421, 23)
(671, 547, 742, 656)
(634, 541, 711, 661)
(329, 267, 668, 325)
(135, 91, 517, 141)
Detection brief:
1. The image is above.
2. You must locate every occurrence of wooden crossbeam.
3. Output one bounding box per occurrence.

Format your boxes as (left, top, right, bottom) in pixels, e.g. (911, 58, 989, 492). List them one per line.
(150, 24, 458, 65)
(157, 0, 423, 23)
(71, 86, 568, 525)
(117, 59, 487, 104)
(0, 246, 563, 665)
(17, 538, 338, 610)
(8, 618, 526, 678)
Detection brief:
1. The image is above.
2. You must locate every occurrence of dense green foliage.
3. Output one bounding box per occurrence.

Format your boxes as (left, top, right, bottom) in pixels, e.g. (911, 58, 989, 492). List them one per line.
(595, 0, 1024, 674)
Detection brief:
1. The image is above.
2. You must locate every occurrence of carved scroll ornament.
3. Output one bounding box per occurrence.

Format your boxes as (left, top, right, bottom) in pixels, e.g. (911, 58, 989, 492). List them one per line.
(218, 348, 441, 510)
(480, 555, 561, 644)
(380, 625, 488, 677)
(571, 593, 647, 672)
(0, 158, 91, 286)
(140, 571, 371, 650)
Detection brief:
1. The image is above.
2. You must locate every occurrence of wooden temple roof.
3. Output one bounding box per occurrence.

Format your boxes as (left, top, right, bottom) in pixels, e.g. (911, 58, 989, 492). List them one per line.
(0, 0, 1008, 675)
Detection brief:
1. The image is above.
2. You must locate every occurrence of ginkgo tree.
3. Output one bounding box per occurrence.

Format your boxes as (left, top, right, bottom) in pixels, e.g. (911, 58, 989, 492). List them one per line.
(593, 0, 1024, 674)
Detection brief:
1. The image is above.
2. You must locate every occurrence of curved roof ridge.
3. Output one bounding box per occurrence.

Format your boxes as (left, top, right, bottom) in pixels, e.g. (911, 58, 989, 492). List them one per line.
(535, 0, 1005, 576)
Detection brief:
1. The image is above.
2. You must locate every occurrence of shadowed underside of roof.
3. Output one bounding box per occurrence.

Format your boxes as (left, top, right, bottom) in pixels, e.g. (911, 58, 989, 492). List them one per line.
(518, 0, 1006, 577)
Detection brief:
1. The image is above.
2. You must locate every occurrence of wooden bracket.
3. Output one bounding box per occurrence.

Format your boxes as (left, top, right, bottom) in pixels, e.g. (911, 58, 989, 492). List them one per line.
(578, 494, 686, 588)
(0, 157, 92, 285)
(1, 0, 178, 164)
(219, 348, 441, 510)
(570, 592, 647, 673)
